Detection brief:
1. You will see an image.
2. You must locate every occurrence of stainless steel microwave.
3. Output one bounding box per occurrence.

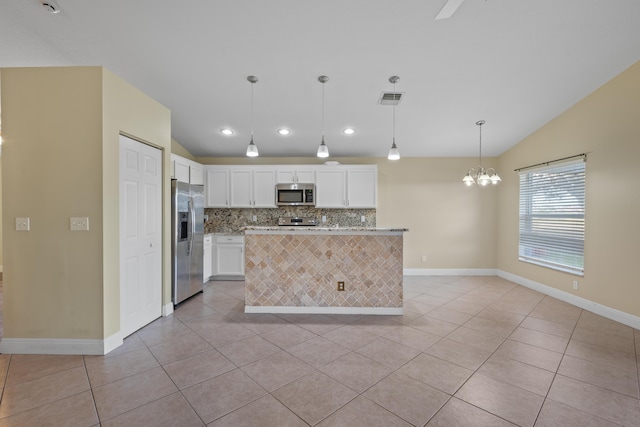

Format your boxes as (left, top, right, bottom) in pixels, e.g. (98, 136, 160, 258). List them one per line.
(276, 183, 315, 206)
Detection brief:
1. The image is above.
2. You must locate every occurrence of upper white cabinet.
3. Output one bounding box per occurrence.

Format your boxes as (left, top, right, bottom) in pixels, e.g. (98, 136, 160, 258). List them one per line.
(315, 165, 377, 208)
(252, 168, 278, 207)
(189, 163, 204, 185)
(205, 168, 230, 207)
(206, 166, 276, 208)
(276, 168, 316, 184)
(229, 169, 253, 207)
(171, 154, 204, 185)
(315, 168, 347, 208)
(205, 164, 376, 209)
(346, 167, 377, 208)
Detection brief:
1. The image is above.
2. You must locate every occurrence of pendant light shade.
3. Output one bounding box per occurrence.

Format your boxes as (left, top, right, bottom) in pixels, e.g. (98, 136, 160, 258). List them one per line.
(317, 137, 329, 158)
(462, 120, 501, 186)
(246, 75, 259, 157)
(246, 136, 259, 157)
(317, 75, 330, 158)
(387, 76, 401, 160)
(388, 140, 400, 160)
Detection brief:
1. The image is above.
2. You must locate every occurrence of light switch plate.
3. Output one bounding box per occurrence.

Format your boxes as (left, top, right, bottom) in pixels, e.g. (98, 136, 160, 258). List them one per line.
(16, 217, 30, 231)
(70, 217, 90, 231)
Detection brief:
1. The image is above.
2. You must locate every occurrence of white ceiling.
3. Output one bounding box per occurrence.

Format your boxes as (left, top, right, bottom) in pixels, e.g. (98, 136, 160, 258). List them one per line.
(2, 0, 640, 158)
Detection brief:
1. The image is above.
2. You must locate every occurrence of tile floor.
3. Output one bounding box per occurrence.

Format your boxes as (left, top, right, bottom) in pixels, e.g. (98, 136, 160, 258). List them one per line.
(0, 276, 639, 426)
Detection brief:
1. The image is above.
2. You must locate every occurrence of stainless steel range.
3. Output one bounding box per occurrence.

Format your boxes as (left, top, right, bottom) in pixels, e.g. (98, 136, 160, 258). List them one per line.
(278, 217, 317, 227)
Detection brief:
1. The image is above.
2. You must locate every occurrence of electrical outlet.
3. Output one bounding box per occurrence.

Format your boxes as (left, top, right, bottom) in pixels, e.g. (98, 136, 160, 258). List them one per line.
(252, 215, 257, 222)
(16, 217, 30, 231)
(322, 215, 327, 223)
(70, 217, 89, 231)
(573, 280, 579, 290)
(421, 255, 427, 262)
(361, 215, 366, 222)
(337, 281, 345, 291)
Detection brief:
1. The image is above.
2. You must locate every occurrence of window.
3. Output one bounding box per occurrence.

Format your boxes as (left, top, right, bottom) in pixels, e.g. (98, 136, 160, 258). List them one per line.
(518, 159, 585, 275)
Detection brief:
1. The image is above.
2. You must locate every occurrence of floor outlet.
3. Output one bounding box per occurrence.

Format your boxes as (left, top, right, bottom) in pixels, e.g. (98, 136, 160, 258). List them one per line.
(337, 281, 345, 291)
(573, 280, 579, 290)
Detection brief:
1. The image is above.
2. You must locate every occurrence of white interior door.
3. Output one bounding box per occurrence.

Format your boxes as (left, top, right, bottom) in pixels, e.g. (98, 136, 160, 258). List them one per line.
(120, 135, 162, 337)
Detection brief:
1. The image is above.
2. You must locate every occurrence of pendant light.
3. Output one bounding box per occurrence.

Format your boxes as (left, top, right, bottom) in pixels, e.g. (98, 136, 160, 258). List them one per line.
(317, 75, 330, 158)
(462, 120, 501, 186)
(387, 76, 401, 160)
(245, 75, 259, 157)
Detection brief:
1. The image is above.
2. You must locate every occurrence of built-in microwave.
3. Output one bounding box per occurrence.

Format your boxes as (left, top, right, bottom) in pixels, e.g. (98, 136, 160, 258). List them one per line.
(276, 183, 315, 206)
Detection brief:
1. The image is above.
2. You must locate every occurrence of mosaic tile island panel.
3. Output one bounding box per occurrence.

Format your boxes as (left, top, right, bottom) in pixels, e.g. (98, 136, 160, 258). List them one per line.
(243, 228, 407, 314)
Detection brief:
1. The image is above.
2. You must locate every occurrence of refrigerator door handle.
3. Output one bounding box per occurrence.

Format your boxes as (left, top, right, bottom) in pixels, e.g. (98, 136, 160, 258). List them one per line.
(189, 196, 196, 256)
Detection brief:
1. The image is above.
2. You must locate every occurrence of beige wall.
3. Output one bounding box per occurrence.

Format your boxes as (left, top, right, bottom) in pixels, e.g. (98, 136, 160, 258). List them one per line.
(497, 60, 640, 317)
(197, 156, 499, 270)
(0, 159, 3, 272)
(1, 66, 171, 342)
(102, 68, 172, 337)
(2, 67, 104, 338)
(171, 138, 195, 160)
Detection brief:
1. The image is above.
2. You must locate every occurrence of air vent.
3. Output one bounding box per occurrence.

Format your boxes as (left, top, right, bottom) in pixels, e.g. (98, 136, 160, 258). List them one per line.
(379, 92, 404, 106)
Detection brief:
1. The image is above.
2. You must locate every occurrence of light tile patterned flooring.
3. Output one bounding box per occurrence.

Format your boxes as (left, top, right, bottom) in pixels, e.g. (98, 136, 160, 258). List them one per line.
(0, 276, 639, 426)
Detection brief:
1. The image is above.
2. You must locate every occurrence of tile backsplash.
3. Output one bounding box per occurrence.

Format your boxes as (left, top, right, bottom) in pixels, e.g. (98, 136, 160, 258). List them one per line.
(204, 207, 376, 234)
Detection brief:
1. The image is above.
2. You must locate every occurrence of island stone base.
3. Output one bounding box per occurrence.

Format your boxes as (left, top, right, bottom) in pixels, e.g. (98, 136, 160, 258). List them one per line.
(243, 229, 405, 315)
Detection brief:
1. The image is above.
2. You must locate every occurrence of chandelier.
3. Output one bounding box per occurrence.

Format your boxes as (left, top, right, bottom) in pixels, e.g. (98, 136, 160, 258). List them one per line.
(462, 120, 501, 186)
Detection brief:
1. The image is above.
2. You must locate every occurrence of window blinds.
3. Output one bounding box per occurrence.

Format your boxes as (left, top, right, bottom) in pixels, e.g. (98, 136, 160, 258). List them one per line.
(518, 159, 585, 276)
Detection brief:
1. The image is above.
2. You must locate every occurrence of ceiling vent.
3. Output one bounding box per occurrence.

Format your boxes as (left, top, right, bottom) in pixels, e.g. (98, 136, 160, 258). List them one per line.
(379, 92, 404, 106)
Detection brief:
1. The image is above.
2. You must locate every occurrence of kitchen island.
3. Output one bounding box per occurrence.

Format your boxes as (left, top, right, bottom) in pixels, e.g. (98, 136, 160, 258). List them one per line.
(242, 226, 408, 315)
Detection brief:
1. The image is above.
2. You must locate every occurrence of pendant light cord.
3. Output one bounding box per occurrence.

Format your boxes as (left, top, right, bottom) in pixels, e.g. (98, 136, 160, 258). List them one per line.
(393, 80, 396, 144)
(321, 80, 325, 141)
(250, 81, 255, 140)
(478, 121, 483, 166)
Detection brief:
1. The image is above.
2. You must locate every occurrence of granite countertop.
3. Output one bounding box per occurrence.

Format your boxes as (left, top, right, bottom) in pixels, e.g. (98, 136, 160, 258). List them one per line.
(241, 226, 408, 232)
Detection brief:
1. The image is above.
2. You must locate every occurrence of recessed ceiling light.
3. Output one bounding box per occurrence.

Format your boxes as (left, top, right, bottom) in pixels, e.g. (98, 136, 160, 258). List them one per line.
(343, 128, 356, 135)
(220, 128, 234, 136)
(277, 128, 291, 136)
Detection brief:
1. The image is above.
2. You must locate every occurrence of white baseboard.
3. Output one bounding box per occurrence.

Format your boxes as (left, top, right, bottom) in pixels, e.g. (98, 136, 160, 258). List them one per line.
(0, 334, 123, 355)
(404, 268, 498, 276)
(245, 306, 403, 315)
(162, 302, 174, 317)
(497, 269, 640, 330)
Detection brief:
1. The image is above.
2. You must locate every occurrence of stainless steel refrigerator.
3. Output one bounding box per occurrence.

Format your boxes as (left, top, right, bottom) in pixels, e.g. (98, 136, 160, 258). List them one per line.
(171, 180, 204, 305)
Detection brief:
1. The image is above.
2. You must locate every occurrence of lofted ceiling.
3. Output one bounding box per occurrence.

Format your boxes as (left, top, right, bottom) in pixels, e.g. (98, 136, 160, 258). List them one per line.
(1, 0, 640, 158)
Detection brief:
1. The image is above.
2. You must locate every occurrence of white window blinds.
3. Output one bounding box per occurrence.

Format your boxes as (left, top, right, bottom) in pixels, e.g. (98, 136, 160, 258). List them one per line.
(518, 159, 585, 276)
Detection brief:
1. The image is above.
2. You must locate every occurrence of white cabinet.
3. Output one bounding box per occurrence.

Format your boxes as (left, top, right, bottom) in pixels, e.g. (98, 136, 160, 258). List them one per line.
(190, 163, 204, 185)
(252, 169, 278, 207)
(205, 164, 375, 209)
(276, 168, 316, 184)
(173, 158, 190, 182)
(171, 154, 204, 185)
(315, 166, 377, 208)
(213, 235, 244, 277)
(203, 234, 213, 282)
(205, 168, 230, 207)
(346, 168, 377, 208)
(230, 169, 252, 207)
(230, 167, 277, 208)
(315, 168, 347, 208)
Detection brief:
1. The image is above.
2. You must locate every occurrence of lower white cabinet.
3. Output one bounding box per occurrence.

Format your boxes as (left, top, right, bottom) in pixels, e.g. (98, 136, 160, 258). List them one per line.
(213, 235, 245, 277)
(203, 234, 213, 282)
